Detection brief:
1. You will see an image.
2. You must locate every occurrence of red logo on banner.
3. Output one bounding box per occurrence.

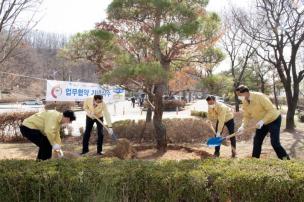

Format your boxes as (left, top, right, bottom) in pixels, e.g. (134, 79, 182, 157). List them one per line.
(51, 85, 62, 98)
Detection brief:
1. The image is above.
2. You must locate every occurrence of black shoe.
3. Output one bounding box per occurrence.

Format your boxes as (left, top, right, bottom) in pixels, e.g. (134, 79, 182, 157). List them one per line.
(214, 151, 220, 157)
(97, 151, 104, 156)
(231, 148, 237, 158)
(80, 151, 89, 155)
(282, 156, 290, 160)
(231, 150, 237, 158)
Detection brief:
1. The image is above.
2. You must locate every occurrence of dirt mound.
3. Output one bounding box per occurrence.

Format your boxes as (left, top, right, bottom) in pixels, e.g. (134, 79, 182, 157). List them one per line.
(103, 138, 136, 159)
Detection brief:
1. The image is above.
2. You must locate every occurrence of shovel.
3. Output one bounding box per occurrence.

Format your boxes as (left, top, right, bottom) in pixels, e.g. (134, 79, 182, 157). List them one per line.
(92, 115, 118, 141)
(207, 133, 238, 147)
(206, 126, 255, 147)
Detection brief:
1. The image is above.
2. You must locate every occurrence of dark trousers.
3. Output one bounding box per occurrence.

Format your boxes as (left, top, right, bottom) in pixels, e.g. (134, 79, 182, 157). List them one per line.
(252, 115, 288, 159)
(215, 119, 236, 154)
(20, 125, 52, 160)
(82, 116, 104, 153)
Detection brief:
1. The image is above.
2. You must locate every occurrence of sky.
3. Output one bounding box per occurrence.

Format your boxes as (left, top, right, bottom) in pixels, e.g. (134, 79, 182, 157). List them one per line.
(34, 0, 252, 72)
(35, 0, 252, 34)
(35, 0, 112, 35)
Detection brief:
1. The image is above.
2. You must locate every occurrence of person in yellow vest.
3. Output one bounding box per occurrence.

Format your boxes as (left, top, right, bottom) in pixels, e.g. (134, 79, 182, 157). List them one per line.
(20, 110, 76, 160)
(81, 95, 113, 155)
(206, 95, 236, 157)
(235, 85, 290, 160)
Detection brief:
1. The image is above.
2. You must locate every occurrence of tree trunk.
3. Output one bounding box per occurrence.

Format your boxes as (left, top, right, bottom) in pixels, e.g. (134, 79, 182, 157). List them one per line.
(182, 90, 186, 101)
(140, 97, 153, 142)
(284, 82, 298, 130)
(260, 78, 265, 93)
(139, 109, 152, 143)
(153, 83, 167, 152)
(272, 75, 279, 110)
(234, 91, 240, 112)
(146, 107, 152, 122)
(233, 81, 240, 112)
(286, 106, 296, 130)
(273, 84, 279, 110)
(152, 12, 167, 152)
(188, 91, 191, 102)
(145, 92, 154, 122)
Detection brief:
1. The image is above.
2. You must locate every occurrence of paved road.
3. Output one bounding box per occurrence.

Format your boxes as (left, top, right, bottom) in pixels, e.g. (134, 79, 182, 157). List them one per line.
(0, 104, 43, 112)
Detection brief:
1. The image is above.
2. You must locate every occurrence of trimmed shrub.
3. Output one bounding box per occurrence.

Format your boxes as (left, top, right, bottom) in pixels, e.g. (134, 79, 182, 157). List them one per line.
(44, 101, 75, 112)
(191, 110, 207, 118)
(100, 114, 255, 144)
(0, 159, 303, 202)
(0, 98, 18, 103)
(163, 100, 186, 111)
(0, 111, 69, 142)
(299, 98, 304, 106)
(269, 97, 304, 106)
(111, 118, 215, 143)
(298, 112, 304, 123)
(143, 100, 186, 111)
(0, 111, 36, 142)
(1, 111, 255, 144)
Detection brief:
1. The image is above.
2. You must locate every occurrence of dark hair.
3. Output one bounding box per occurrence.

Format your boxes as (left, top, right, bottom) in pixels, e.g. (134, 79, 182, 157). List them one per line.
(63, 110, 76, 121)
(206, 95, 216, 101)
(235, 85, 249, 93)
(94, 95, 103, 100)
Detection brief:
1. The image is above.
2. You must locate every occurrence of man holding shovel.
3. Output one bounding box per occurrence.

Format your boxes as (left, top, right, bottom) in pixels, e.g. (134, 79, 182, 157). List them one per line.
(206, 95, 236, 157)
(81, 95, 113, 155)
(20, 110, 76, 160)
(235, 85, 290, 160)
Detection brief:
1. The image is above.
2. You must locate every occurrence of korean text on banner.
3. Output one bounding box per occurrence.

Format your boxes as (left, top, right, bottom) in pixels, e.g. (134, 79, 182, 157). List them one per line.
(46, 80, 125, 103)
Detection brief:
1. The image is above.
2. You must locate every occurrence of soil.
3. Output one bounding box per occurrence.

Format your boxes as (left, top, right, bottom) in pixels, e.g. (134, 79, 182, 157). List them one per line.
(0, 141, 212, 160)
(0, 122, 303, 160)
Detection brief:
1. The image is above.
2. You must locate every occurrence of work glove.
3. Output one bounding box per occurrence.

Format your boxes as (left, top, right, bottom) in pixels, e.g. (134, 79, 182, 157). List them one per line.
(237, 124, 244, 133)
(52, 144, 61, 151)
(108, 128, 117, 141)
(216, 132, 221, 137)
(56, 150, 64, 158)
(108, 128, 113, 135)
(53, 144, 64, 158)
(256, 120, 264, 129)
(238, 96, 245, 101)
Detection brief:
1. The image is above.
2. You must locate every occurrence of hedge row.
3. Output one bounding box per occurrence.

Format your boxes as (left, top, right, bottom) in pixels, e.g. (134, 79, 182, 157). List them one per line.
(0, 159, 303, 202)
(0, 110, 69, 142)
(0, 111, 35, 142)
(1, 111, 255, 144)
(143, 100, 186, 111)
(191, 110, 208, 118)
(298, 112, 304, 123)
(0, 111, 216, 143)
(112, 118, 215, 143)
(44, 102, 75, 112)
